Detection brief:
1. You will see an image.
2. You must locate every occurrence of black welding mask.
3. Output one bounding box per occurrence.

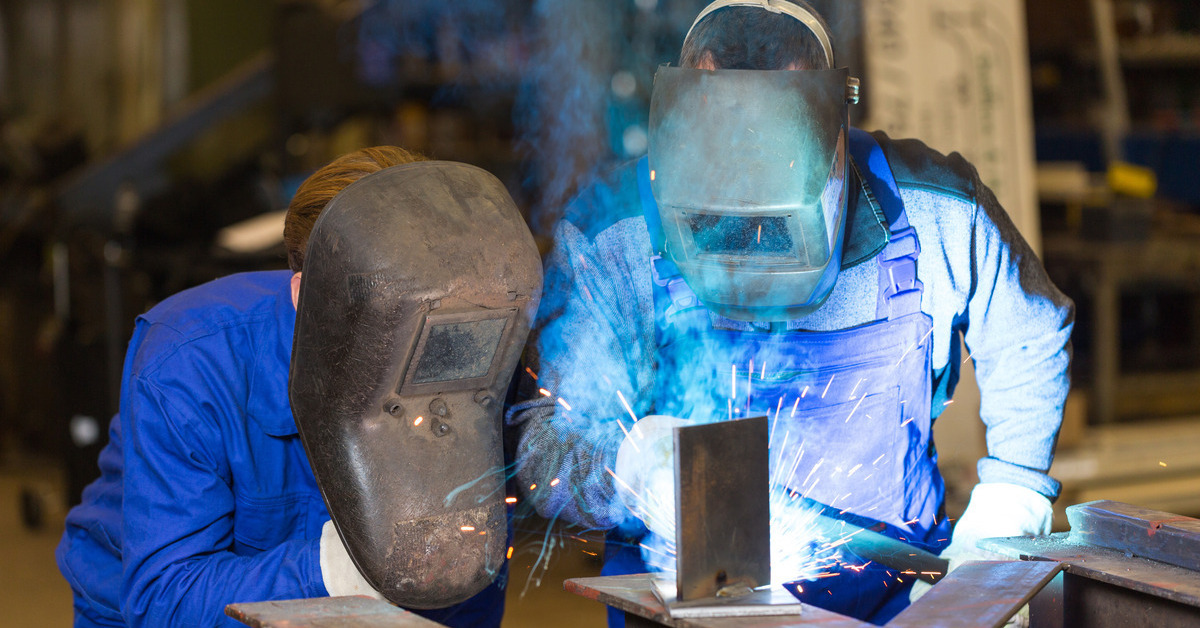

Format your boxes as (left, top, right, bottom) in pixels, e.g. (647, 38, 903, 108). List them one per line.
(648, 1, 861, 321)
(289, 161, 542, 608)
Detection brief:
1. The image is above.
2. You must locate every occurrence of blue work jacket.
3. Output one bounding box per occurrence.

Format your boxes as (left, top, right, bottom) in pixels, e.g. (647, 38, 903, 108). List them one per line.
(57, 270, 504, 628)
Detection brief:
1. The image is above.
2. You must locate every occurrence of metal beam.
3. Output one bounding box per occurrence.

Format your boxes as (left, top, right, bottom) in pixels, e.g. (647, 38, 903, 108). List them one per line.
(1066, 500, 1200, 573)
(675, 416, 770, 601)
(54, 51, 275, 228)
(888, 560, 1061, 628)
(982, 532, 1200, 610)
(226, 596, 446, 627)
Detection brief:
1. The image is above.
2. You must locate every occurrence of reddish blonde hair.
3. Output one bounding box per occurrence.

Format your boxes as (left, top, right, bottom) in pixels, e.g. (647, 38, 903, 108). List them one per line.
(284, 146, 427, 272)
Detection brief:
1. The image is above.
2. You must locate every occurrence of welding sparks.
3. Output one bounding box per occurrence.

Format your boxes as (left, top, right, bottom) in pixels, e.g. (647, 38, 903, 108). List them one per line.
(461, 526, 476, 532)
(550, 478, 561, 487)
(607, 466, 676, 541)
(650, 169, 656, 181)
(843, 395, 866, 423)
(413, 416, 424, 426)
(507, 546, 514, 559)
(821, 375, 835, 399)
(731, 364, 738, 400)
(538, 388, 552, 397)
(611, 391, 642, 452)
(505, 497, 517, 504)
(896, 328, 936, 365)
(556, 398, 572, 411)
(769, 396, 785, 447)
(524, 367, 538, 380)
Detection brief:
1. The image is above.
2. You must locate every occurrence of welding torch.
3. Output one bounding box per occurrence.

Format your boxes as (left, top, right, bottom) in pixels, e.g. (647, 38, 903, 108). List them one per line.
(799, 496, 950, 584)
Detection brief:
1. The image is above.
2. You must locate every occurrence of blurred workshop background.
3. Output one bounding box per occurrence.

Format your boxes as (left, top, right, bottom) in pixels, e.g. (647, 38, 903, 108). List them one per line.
(1, 0, 1198, 625)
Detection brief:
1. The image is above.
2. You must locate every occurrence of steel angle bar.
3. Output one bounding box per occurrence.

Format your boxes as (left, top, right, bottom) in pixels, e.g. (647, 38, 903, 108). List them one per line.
(226, 596, 446, 627)
(888, 560, 1061, 628)
(1065, 500, 1200, 572)
(675, 416, 771, 602)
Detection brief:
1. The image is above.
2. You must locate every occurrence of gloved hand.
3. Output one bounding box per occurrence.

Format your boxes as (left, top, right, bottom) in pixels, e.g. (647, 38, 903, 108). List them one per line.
(319, 519, 388, 600)
(910, 483, 1053, 622)
(613, 415, 689, 541)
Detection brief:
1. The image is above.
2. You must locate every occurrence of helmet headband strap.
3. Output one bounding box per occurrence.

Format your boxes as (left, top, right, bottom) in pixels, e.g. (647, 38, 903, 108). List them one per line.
(685, 0, 835, 68)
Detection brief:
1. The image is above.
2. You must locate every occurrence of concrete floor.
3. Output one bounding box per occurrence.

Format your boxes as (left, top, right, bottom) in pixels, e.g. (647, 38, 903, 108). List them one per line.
(0, 455, 606, 628)
(502, 524, 608, 628)
(0, 459, 75, 627)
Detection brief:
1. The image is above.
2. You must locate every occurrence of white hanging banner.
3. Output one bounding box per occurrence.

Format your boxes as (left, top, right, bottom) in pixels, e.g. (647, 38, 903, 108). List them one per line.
(861, 0, 1041, 252)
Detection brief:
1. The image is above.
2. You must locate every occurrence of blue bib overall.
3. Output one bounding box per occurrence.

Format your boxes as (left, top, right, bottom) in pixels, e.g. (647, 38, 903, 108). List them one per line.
(603, 130, 953, 625)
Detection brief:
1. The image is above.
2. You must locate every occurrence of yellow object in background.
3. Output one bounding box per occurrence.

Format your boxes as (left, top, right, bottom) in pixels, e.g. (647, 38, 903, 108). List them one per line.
(1107, 161, 1158, 198)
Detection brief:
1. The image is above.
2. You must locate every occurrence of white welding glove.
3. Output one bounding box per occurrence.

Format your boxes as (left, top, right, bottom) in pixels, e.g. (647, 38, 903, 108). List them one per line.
(319, 519, 388, 600)
(614, 415, 688, 542)
(910, 483, 1053, 605)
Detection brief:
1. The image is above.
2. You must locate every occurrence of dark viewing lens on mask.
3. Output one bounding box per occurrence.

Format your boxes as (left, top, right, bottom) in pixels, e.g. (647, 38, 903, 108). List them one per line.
(410, 317, 508, 384)
(686, 213, 797, 259)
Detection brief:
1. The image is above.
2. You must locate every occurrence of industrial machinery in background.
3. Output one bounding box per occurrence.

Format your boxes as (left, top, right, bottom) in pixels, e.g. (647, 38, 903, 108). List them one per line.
(0, 0, 720, 528)
(1, 0, 544, 523)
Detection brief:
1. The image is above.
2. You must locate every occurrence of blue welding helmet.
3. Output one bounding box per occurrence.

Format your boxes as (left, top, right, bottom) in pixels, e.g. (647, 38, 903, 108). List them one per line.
(648, 64, 860, 322)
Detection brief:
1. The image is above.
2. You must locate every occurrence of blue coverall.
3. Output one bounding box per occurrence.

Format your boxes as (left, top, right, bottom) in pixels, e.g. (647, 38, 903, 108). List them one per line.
(57, 270, 505, 628)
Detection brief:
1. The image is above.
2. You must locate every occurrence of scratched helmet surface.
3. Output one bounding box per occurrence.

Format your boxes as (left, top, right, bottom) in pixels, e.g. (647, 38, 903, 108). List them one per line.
(648, 0, 860, 322)
(290, 161, 542, 608)
(649, 66, 853, 322)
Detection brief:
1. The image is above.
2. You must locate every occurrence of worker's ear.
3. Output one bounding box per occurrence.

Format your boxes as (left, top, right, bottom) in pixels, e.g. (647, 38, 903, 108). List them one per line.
(291, 272, 302, 309)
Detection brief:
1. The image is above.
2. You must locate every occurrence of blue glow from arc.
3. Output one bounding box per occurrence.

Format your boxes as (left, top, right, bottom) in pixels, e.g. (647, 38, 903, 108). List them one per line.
(347, 0, 888, 595)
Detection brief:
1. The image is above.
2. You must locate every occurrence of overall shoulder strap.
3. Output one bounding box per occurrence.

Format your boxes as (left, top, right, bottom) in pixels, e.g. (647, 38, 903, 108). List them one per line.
(848, 129, 924, 319)
(848, 128, 905, 229)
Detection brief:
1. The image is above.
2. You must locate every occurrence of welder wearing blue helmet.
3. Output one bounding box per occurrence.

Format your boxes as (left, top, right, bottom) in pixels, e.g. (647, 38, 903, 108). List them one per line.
(509, 0, 1073, 624)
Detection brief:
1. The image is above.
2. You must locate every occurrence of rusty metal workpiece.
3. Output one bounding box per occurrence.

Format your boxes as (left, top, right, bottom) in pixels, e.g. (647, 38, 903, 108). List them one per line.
(566, 573, 870, 628)
(1064, 500, 1200, 573)
(675, 416, 770, 601)
(567, 560, 1059, 628)
(982, 531, 1200, 625)
(225, 596, 446, 627)
(888, 560, 1061, 627)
